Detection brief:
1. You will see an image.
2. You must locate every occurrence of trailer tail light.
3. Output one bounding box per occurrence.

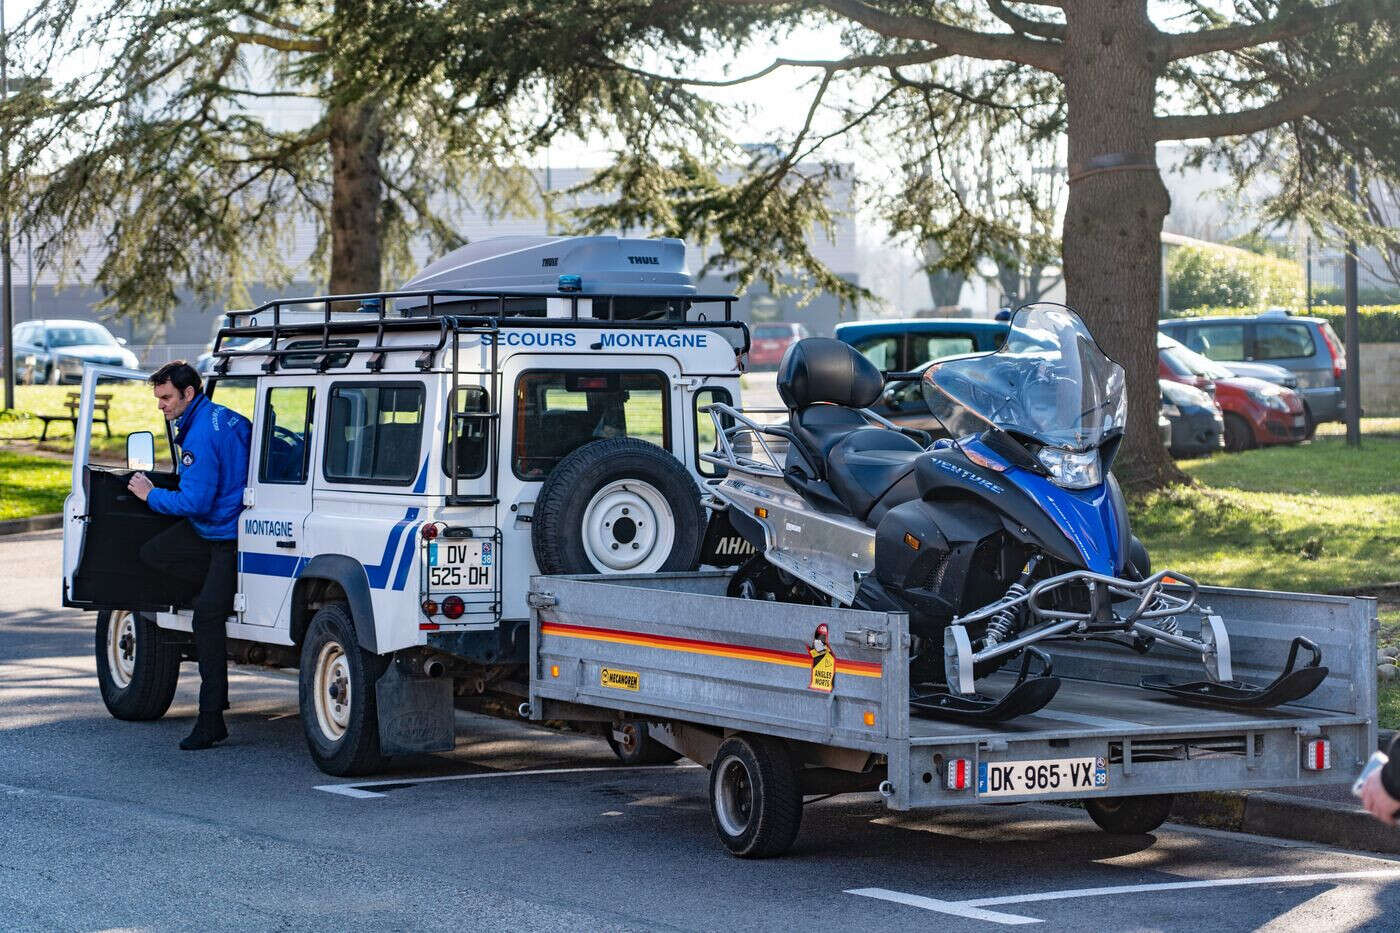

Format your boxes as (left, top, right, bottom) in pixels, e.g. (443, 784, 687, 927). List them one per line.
(947, 758, 972, 790)
(442, 596, 465, 620)
(1303, 738, 1331, 771)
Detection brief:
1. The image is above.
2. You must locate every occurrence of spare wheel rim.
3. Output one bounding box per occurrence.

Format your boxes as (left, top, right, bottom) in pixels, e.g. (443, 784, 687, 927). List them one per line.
(581, 479, 675, 573)
(313, 641, 352, 742)
(107, 611, 137, 689)
(714, 753, 756, 838)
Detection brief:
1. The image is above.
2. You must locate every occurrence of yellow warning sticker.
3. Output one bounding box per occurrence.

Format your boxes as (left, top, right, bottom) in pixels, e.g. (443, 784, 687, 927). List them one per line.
(600, 667, 640, 691)
(809, 649, 835, 693)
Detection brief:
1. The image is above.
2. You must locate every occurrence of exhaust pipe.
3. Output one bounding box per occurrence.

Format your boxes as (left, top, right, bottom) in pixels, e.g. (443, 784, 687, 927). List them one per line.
(423, 657, 446, 679)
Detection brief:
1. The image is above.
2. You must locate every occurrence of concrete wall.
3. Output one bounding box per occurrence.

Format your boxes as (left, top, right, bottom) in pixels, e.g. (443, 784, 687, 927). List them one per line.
(1362, 342, 1400, 415)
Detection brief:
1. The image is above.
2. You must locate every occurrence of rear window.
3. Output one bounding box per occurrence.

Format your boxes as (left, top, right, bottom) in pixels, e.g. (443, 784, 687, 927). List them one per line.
(909, 334, 975, 367)
(324, 383, 425, 485)
(513, 371, 669, 480)
(1254, 323, 1315, 361)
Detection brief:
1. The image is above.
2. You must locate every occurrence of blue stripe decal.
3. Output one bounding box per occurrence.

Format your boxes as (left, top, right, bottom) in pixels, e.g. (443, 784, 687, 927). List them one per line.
(392, 523, 419, 591)
(365, 508, 421, 588)
(238, 551, 309, 578)
(412, 456, 429, 493)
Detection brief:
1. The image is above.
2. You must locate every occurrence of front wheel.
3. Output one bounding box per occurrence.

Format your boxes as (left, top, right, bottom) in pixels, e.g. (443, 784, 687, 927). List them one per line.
(708, 734, 803, 858)
(95, 609, 181, 721)
(298, 603, 387, 776)
(1223, 413, 1255, 452)
(1084, 794, 1174, 834)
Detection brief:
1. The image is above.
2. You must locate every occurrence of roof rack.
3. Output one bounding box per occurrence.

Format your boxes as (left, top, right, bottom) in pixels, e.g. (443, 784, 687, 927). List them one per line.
(211, 287, 745, 376)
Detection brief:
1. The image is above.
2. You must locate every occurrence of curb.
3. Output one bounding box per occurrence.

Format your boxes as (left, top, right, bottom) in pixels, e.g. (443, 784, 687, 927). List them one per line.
(1170, 791, 1400, 855)
(0, 513, 63, 536)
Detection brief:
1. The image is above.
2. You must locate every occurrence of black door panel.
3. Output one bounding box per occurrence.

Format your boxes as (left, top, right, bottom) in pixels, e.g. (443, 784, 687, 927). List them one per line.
(68, 466, 191, 610)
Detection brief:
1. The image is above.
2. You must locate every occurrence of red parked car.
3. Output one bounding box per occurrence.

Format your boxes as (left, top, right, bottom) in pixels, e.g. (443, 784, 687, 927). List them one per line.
(748, 322, 810, 370)
(1159, 333, 1306, 451)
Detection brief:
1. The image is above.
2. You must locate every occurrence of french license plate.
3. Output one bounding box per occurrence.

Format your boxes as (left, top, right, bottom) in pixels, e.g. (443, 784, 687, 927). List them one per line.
(977, 756, 1108, 798)
(427, 540, 493, 591)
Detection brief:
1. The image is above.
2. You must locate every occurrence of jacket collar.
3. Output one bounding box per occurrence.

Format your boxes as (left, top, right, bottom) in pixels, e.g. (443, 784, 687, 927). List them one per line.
(174, 392, 207, 447)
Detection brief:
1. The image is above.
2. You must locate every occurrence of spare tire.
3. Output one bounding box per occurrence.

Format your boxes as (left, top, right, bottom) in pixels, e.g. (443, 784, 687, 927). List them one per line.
(533, 437, 704, 575)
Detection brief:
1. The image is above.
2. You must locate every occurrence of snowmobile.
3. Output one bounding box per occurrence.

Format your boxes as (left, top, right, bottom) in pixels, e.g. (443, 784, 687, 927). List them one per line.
(701, 303, 1327, 723)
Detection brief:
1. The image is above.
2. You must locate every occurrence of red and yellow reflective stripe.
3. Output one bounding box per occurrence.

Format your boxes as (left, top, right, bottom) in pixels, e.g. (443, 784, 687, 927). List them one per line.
(539, 621, 883, 678)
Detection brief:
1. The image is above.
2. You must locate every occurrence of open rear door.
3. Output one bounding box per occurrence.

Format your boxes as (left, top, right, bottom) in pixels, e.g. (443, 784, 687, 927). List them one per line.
(62, 366, 190, 611)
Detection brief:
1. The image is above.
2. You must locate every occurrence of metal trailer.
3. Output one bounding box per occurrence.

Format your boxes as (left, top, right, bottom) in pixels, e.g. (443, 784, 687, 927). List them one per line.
(527, 571, 1377, 858)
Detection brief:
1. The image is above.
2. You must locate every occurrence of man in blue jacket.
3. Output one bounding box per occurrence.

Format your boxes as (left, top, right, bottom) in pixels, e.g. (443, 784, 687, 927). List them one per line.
(127, 361, 251, 750)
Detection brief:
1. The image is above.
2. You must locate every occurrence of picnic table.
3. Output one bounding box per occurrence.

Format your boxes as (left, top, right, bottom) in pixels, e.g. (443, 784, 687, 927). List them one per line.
(38, 392, 112, 441)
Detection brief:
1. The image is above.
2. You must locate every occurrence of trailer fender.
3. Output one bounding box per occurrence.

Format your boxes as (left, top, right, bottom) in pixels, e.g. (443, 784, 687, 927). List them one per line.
(291, 555, 378, 653)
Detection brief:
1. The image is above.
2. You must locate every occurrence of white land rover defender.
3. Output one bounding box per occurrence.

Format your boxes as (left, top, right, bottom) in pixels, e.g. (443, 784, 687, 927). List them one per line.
(62, 235, 754, 775)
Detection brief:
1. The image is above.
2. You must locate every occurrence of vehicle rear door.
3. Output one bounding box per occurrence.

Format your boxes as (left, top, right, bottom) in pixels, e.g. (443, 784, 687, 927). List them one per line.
(63, 367, 189, 611)
(237, 380, 318, 627)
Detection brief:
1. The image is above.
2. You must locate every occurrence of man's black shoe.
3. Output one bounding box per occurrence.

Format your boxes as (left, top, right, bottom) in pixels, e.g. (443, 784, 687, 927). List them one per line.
(179, 712, 228, 750)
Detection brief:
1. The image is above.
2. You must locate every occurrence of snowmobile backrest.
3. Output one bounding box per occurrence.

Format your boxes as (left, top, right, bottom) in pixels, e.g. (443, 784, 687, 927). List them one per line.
(776, 337, 884, 411)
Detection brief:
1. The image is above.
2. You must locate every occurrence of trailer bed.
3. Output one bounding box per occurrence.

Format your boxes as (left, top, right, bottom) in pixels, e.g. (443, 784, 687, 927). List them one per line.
(528, 572, 1375, 811)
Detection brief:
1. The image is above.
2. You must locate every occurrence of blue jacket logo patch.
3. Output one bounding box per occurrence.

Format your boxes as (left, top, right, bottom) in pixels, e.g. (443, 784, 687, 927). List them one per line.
(181, 451, 195, 467)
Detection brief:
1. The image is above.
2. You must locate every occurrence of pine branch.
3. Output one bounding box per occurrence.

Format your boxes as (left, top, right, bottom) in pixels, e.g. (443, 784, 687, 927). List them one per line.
(225, 29, 325, 53)
(985, 0, 1065, 41)
(1155, 64, 1400, 140)
(1160, 0, 1389, 61)
(606, 48, 952, 87)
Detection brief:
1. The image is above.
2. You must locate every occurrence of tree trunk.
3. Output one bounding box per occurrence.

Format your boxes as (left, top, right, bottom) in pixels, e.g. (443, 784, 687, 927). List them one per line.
(927, 269, 966, 308)
(327, 99, 384, 295)
(1061, 0, 1185, 491)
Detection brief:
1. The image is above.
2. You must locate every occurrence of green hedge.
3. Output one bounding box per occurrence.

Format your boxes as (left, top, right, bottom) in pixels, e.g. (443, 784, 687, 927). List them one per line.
(1163, 304, 1400, 343)
(1166, 245, 1302, 311)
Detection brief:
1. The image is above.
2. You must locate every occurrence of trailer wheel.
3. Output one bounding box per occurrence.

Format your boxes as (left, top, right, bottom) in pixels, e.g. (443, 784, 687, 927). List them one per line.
(1085, 794, 1174, 834)
(606, 721, 682, 765)
(298, 603, 387, 776)
(708, 734, 802, 858)
(533, 438, 704, 575)
(95, 609, 181, 721)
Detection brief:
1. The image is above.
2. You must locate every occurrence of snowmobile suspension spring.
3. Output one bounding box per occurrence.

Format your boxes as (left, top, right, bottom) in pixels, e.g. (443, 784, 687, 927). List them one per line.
(1149, 596, 1181, 635)
(983, 586, 1026, 647)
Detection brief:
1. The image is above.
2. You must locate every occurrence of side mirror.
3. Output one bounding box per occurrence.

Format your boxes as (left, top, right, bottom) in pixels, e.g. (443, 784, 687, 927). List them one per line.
(117, 337, 128, 346)
(127, 431, 155, 472)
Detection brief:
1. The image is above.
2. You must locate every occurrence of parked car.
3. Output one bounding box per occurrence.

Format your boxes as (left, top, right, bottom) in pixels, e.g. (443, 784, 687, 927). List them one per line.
(1159, 309, 1345, 432)
(1159, 333, 1306, 451)
(1160, 378, 1224, 457)
(748, 321, 810, 370)
(835, 318, 1008, 372)
(1217, 359, 1298, 389)
(9, 320, 140, 384)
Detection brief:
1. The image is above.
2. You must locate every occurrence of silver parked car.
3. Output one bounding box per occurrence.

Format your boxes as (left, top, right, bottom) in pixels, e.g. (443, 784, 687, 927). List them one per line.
(9, 320, 140, 384)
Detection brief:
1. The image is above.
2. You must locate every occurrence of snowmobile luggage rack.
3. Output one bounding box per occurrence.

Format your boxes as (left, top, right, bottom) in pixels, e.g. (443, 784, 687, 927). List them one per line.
(209, 286, 746, 509)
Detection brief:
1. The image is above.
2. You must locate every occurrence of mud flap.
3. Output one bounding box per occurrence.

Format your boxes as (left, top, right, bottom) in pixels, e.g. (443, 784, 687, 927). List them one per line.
(376, 662, 455, 756)
(1139, 636, 1329, 710)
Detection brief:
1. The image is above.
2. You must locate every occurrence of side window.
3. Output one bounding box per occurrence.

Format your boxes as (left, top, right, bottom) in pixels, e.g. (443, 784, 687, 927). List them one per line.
(1254, 323, 1315, 361)
(325, 382, 425, 485)
(695, 387, 733, 477)
(443, 386, 489, 480)
(259, 386, 314, 484)
(513, 371, 669, 480)
(1184, 323, 1245, 361)
(208, 376, 258, 421)
(890, 379, 923, 410)
(908, 334, 975, 368)
(855, 336, 900, 371)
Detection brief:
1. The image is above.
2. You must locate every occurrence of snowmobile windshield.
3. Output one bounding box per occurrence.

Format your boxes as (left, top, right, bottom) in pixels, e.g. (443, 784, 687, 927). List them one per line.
(921, 304, 1127, 451)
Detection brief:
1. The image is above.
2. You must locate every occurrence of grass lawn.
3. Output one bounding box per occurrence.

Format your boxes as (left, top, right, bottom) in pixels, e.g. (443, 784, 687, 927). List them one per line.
(1130, 432, 1400, 727)
(0, 449, 70, 521)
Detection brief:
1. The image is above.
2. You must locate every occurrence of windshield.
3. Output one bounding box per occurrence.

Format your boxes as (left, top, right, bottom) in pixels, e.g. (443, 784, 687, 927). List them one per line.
(921, 303, 1126, 451)
(1158, 334, 1230, 380)
(48, 324, 117, 348)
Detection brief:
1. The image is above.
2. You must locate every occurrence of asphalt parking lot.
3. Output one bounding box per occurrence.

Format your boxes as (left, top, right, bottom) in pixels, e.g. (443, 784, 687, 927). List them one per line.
(3, 527, 1399, 930)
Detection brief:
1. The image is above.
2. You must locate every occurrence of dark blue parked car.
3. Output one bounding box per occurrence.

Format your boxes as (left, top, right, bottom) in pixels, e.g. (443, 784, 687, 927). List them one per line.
(834, 318, 1008, 373)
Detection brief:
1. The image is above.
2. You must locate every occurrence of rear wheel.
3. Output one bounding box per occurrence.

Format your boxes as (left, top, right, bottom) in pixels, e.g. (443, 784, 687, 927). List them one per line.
(708, 734, 802, 858)
(298, 603, 387, 776)
(1222, 413, 1255, 452)
(605, 721, 682, 765)
(1085, 794, 1174, 834)
(95, 609, 181, 721)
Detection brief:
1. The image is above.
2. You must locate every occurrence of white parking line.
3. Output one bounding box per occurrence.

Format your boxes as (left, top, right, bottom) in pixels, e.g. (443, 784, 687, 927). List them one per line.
(847, 869, 1400, 925)
(315, 763, 701, 798)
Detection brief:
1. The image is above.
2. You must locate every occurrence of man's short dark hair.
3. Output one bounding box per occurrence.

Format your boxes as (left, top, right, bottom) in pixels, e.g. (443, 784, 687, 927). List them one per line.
(149, 361, 202, 395)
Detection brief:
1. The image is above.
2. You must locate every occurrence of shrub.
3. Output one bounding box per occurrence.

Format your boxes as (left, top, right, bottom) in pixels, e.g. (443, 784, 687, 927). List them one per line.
(1166, 245, 1303, 311)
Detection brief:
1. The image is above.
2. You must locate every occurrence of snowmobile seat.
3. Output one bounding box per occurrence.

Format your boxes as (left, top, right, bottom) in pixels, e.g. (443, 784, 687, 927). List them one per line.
(777, 337, 887, 470)
(825, 429, 923, 522)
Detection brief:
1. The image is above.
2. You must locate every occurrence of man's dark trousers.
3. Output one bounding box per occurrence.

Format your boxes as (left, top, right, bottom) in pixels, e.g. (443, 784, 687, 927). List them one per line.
(139, 519, 236, 713)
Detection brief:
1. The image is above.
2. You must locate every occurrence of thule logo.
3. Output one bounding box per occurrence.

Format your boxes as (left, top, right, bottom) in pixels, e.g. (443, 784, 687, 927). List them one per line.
(627, 255, 659, 265)
(541, 257, 559, 267)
